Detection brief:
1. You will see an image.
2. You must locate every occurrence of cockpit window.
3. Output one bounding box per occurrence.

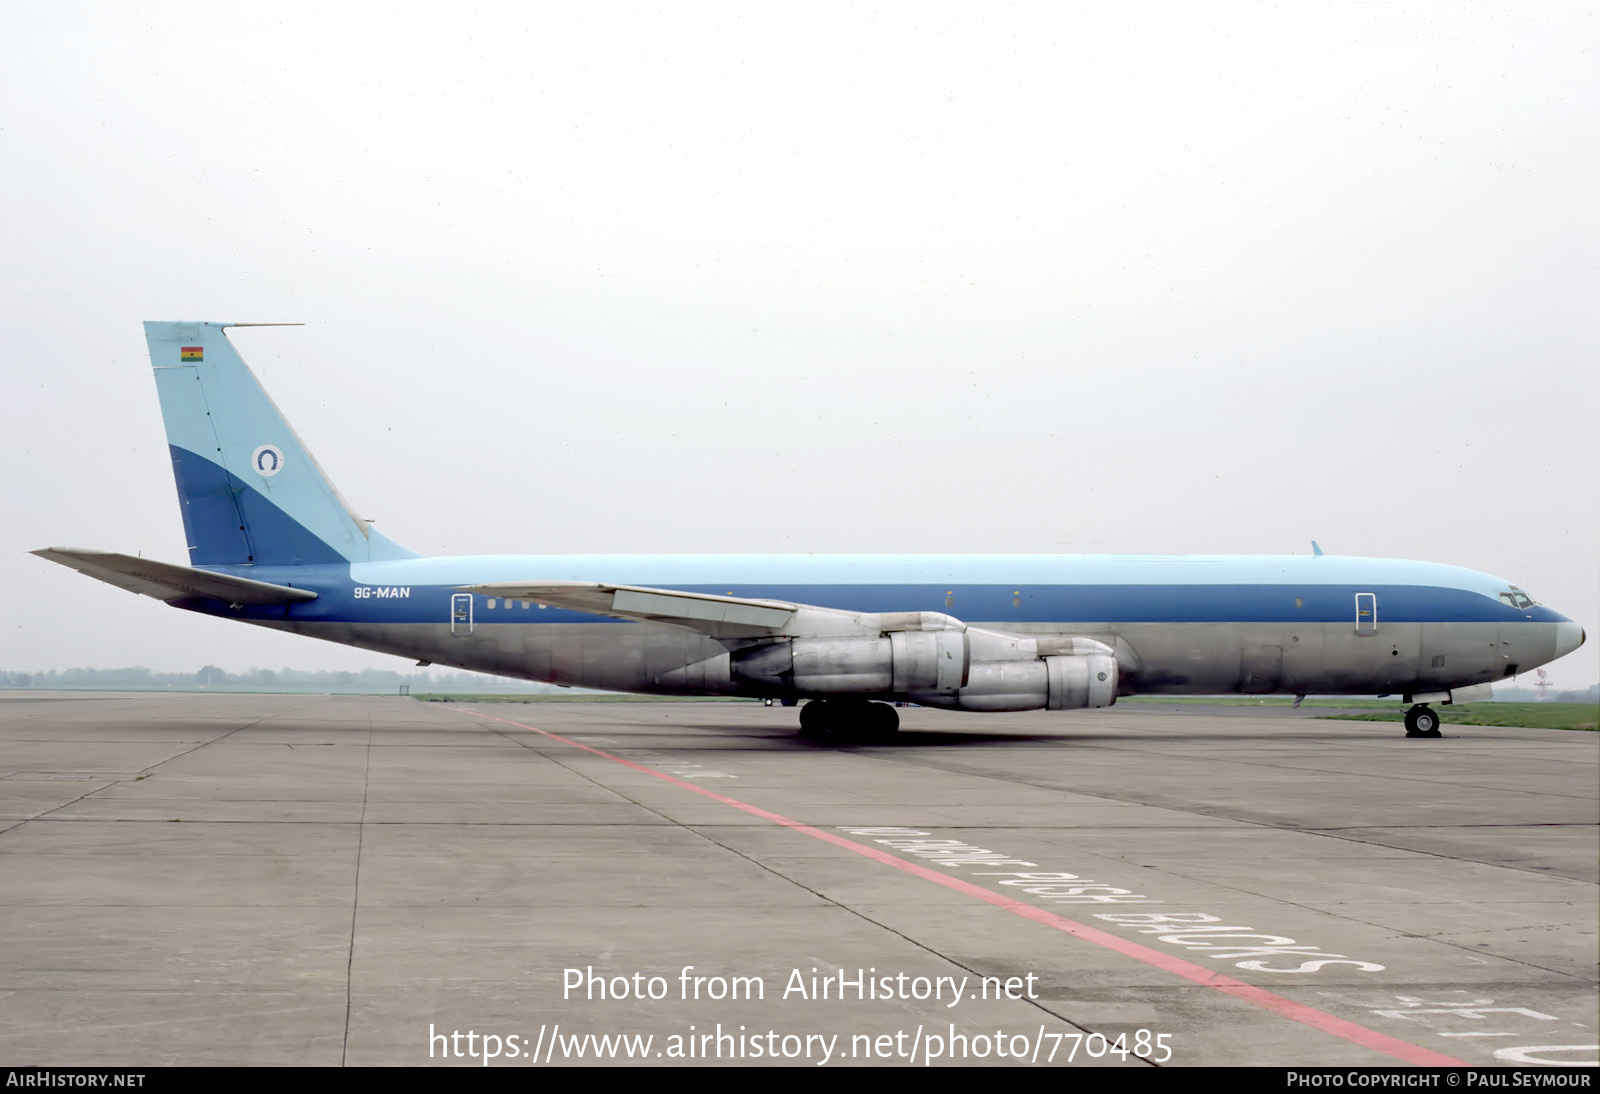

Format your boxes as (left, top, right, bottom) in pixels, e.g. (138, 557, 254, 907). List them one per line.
(1498, 587, 1536, 609)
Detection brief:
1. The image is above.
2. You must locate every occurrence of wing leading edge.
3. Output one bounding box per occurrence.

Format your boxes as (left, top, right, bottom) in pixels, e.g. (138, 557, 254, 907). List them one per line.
(457, 579, 991, 642)
(457, 579, 1123, 662)
(460, 580, 796, 636)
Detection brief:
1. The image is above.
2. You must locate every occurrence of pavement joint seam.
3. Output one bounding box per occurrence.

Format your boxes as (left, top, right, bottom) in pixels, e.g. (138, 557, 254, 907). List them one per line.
(449, 706, 1141, 1065)
(860, 753, 1599, 883)
(339, 702, 375, 1067)
(869, 740, 1600, 802)
(0, 708, 302, 845)
(449, 704, 1472, 1067)
(681, 823, 1137, 1063)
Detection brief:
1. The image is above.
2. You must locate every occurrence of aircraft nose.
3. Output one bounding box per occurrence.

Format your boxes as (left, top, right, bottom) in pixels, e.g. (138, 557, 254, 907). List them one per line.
(1553, 622, 1585, 660)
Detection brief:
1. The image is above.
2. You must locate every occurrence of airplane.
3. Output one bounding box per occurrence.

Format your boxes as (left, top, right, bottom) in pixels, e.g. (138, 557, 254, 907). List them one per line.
(33, 321, 1586, 743)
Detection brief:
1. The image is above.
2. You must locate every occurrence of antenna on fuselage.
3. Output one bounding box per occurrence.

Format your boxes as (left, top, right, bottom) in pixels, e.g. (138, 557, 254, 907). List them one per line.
(1311, 541, 1325, 557)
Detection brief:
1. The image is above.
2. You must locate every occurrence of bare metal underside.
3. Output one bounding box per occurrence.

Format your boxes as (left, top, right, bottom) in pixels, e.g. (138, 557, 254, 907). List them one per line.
(253, 617, 1526, 706)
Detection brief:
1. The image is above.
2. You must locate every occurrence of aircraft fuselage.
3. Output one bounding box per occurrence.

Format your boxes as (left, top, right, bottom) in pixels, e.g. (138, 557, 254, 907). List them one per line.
(184, 552, 1577, 702)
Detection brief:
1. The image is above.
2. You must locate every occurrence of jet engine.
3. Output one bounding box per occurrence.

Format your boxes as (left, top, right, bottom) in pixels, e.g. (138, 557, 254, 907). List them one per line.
(911, 654, 1118, 712)
(730, 631, 970, 695)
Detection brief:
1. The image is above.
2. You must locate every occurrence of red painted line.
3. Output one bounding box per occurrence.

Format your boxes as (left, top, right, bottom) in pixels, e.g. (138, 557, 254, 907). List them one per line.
(455, 707, 1466, 1067)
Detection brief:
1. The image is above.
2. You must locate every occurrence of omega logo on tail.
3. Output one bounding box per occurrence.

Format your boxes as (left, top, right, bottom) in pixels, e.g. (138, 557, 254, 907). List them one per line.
(251, 444, 285, 477)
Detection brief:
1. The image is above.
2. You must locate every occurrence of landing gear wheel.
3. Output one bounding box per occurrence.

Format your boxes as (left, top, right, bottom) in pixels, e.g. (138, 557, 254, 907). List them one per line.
(798, 700, 828, 739)
(822, 700, 872, 744)
(865, 702, 900, 743)
(797, 700, 898, 744)
(798, 700, 855, 741)
(1404, 705, 1442, 738)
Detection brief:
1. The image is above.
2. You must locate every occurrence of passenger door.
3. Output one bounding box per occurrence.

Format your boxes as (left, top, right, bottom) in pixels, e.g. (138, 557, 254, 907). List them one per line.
(450, 593, 473, 637)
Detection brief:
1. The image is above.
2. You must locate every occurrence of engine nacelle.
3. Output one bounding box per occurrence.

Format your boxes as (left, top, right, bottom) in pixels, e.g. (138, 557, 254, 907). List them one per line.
(730, 631, 969, 695)
(1044, 653, 1118, 709)
(912, 654, 1118, 712)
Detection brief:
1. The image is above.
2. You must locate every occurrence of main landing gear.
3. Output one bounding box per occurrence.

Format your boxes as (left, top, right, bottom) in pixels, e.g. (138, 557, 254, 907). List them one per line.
(798, 700, 900, 744)
(1403, 704, 1442, 738)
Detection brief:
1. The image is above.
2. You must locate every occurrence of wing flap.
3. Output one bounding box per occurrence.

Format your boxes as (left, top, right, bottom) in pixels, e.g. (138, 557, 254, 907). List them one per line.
(610, 588, 792, 628)
(460, 580, 796, 634)
(33, 547, 319, 605)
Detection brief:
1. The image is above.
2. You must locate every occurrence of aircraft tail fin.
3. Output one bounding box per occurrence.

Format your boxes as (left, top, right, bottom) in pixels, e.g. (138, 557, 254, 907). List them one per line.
(143, 322, 417, 568)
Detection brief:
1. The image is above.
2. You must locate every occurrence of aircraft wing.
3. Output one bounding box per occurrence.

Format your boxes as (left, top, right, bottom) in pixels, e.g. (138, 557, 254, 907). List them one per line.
(459, 580, 800, 637)
(32, 548, 319, 606)
(459, 580, 1014, 647)
(459, 580, 1131, 669)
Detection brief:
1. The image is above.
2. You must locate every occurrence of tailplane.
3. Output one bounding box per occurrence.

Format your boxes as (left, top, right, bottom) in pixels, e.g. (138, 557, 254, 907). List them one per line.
(144, 322, 416, 567)
(32, 547, 320, 604)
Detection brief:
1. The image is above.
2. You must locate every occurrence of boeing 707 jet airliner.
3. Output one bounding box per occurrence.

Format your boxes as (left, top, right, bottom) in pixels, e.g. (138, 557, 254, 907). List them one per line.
(33, 322, 1586, 742)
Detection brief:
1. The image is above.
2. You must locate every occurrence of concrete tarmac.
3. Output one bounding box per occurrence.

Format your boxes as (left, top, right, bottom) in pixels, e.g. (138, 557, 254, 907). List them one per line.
(1, 693, 1595, 1068)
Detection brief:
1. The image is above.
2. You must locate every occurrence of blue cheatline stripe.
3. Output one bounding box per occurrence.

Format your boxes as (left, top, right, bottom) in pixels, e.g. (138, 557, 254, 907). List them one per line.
(198, 570, 1557, 626)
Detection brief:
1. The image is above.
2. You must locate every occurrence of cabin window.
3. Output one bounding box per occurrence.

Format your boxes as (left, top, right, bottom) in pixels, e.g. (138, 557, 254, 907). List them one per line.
(1294, 597, 1303, 609)
(487, 598, 497, 609)
(1431, 655, 1446, 668)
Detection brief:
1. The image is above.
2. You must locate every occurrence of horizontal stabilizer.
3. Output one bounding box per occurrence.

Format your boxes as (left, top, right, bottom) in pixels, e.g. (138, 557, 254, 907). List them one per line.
(460, 580, 796, 635)
(32, 548, 319, 605)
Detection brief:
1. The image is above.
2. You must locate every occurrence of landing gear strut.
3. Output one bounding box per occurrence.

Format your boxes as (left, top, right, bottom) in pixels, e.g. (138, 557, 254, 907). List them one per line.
(1404, 704, 1442, 738)
(798, 700, 899, 744)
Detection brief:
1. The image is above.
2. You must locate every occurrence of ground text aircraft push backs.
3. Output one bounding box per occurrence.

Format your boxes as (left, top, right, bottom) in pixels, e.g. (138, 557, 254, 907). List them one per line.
(35, 323, 1586, 742)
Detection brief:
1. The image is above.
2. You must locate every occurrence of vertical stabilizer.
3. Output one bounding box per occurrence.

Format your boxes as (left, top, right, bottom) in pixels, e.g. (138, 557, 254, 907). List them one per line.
(144, 321, 416, 567)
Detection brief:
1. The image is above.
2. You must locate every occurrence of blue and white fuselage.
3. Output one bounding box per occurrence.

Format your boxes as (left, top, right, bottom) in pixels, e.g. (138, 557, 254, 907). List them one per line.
(209, 552, 1576, 699)
(34, 323, 1585, 741)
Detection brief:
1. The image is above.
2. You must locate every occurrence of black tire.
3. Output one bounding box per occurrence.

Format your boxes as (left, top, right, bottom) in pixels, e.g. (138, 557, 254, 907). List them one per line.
(829, 701, 872, 743)
(1414, 707, 1441, 737)
(867, 702, 900, 742)
(1404, 705, 1442, 738)
(801, 701, 898, 745)
(798, 700, 826, 738)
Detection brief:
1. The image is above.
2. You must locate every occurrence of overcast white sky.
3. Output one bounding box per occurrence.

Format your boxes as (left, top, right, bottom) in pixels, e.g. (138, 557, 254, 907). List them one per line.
(3, 2, 1595, 685)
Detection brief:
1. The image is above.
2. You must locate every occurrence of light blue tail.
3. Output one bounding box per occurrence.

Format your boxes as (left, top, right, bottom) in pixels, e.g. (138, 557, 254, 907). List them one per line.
(144, 321, 417, 568)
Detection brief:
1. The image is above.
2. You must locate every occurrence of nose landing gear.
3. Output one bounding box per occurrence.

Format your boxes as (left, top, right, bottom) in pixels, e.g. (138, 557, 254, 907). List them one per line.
(1404, 704, 1443, 738)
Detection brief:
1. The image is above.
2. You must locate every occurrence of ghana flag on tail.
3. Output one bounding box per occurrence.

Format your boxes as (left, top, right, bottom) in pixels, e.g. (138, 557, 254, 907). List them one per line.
(181, 346, 203, 362)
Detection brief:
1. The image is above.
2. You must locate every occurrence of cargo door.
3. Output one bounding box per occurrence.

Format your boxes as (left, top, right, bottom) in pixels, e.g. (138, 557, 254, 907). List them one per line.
(1239, 645, 1283, 693)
